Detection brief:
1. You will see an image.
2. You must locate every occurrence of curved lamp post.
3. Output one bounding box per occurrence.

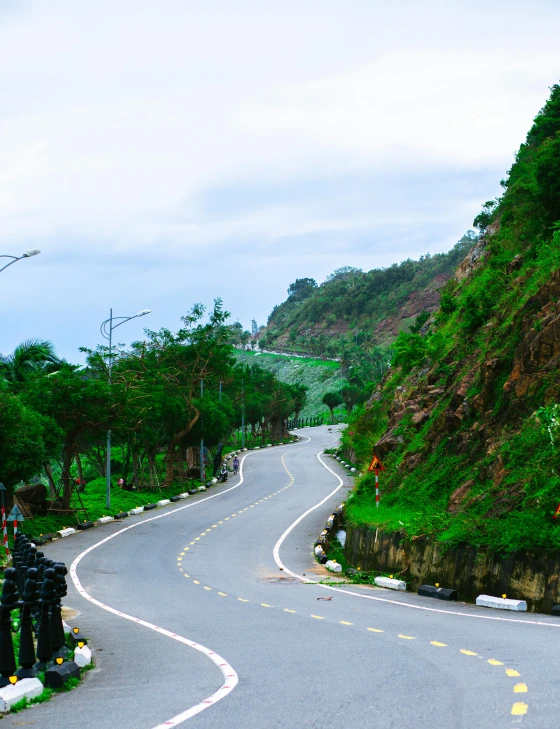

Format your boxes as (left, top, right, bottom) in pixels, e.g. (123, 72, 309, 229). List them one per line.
(0, 249, 41, 274)
(100, 308, 151, 510)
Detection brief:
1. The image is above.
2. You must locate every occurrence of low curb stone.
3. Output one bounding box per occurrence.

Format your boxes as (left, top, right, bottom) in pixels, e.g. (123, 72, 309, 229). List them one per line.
(129, 507, 144, 515)
(97, 516, 114, 524)
(0, 678, 44, 712)
(476, 594, 527, 612)
(374, 576, 407, 591)
(74, 645, 92, 668)
(57, 528, 76, 538)
(157, 499, 171, 507)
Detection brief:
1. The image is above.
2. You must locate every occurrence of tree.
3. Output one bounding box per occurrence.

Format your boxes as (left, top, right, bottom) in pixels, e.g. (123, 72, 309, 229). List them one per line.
(0, 339, 60, 387)
(287, 278, 317, 301)
(341, 384, 364, 414)
(322, 391, 343, 423)
(0, 388, 60, 491)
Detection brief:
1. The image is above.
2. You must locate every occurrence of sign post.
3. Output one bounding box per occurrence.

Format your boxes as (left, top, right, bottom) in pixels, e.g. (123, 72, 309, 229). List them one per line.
(367, 455, 385, 509)
(7, 505, 24, 539)
(0, 484, 8, 559)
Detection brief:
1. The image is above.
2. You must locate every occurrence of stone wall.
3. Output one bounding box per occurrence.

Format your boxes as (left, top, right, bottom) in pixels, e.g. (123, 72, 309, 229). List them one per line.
(345, 524, 560, 613)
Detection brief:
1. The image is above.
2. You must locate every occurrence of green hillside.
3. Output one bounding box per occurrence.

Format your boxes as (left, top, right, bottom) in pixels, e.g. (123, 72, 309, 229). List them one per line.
(341, 83, 560, 555)
(235, 351, 346, 420)
(260, 233, 475, 358)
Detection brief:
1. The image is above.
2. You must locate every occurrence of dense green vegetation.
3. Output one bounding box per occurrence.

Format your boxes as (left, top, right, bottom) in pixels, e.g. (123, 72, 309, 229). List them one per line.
(341, 84, 560, 554)
(260, 233, 476, 358)
(0, 302, 306, 524)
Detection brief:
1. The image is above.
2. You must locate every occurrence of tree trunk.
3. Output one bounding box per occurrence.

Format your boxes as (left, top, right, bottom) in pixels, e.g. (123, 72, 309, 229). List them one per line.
(75, 452, 85, 492)
(61, 445, 74, 509)
(44, 464, 57, 499)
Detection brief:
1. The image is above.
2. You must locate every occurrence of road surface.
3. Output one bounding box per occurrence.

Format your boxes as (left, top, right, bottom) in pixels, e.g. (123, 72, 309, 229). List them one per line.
(7, 426, 559, 729)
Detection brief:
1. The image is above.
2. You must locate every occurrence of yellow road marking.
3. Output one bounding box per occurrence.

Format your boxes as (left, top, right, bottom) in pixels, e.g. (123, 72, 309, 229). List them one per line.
(218, 592, 228, 597)
(261, 603, 272, 608)
(367, 628, 384, 633)
(238, 598, 249, 602)
(431, 641, 447, 647)
(177, 558, 182, 562)
(206, 529, 211, 532)
(460, 650, 477, 656)
(514, 684, 528, 693)
(488, 659, 504, 666)
(180, 552, 185, 556)
(193, 580, 200, 585)
(231, 514, 237, 517)
(184, 548, 189, 551)
(200, 533, 206, 536)
(204, 586, 212, 591)
(184, 573, 189, 577)
(190, 541, 195, 545)
(284, 609, 297, 613)
(195, 537, 200, 541)
(398, 635, 415, 640)
(218, 521, 223, 524)
(212, 525, 217, 527)
(340, 621, 353, 626)
(511, 703, 528, 716)
(311, 615, 325, 620)
(250, 505, 254, 507)
(506, 669, 520, 677)
(225, 517, 229, 520)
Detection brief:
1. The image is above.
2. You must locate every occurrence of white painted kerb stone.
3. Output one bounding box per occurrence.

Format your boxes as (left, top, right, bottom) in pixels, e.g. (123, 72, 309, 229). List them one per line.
(157, 499, 170, 507)
(374, 576, 407, 591)
(0, 678, 43, 712)
(129, 507, 144, 515)
(97, 516, 113, 525)
(177, 493, 189, 499)
(57, 528, 76, 538)
(325, 560, 342, 573)
(476, 594, 527, 611)
(74, 645, 92, 668)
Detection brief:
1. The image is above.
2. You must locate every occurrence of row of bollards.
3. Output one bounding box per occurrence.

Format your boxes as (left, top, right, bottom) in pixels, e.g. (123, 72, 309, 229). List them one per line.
(0, 534, 82, 691)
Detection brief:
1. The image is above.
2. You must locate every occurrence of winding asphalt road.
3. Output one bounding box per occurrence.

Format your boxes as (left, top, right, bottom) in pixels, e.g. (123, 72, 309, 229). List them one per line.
(7, 426, 560, 729)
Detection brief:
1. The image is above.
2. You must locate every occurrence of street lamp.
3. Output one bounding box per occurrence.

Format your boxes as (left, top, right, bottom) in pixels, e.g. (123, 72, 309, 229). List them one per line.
(100, 308, 151, 510)
(0, 249, 41, 274)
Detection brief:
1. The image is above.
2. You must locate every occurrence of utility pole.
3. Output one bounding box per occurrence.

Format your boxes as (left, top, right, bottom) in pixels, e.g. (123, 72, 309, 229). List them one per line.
(200, 378, 205, 484)
(241, 378, 245, 449)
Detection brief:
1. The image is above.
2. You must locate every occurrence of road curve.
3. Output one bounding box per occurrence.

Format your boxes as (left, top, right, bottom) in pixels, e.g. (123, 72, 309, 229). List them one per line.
(7, 426, 560, 729)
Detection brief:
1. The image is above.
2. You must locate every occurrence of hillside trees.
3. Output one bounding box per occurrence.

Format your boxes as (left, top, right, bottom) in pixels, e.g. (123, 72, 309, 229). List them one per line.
(322, 391, 342, 422)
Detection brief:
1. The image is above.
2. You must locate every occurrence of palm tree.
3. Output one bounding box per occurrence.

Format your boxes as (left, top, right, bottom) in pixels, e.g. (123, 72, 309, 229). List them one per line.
(0, 339, 61, 386)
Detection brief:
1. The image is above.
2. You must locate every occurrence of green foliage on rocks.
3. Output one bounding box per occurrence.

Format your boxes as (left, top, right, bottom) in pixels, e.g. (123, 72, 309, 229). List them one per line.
(342, 83, 560, 555)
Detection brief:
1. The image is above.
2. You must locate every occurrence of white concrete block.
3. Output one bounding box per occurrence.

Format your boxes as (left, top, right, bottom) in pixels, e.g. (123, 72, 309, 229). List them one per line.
(129, 507, 144, 515)
(211, 478, 218, 484)
(197, 486, 206, 492)
(157, 499, 170, 507)
(314, 545, 324, 556)
(57, 528, 76, 538)
(344, 464, 350, 469)
(177, 493, 189, 499)
(351, 468, 356, 472)
(242, 448, 248, 451)
(476, 594, 527, 611)
(0, 678, 43, 712)
(266, 444, 272, 447)
(254, 446, 260, 449)
(97, 516, 113, 524)
(325, 560, 343, 573)
(374, 576, 407, 591)
(74, 645, 92, 668)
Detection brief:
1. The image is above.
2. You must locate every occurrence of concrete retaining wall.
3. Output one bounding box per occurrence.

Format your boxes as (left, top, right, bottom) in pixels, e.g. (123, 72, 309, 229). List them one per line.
(344, 524, 560, 613)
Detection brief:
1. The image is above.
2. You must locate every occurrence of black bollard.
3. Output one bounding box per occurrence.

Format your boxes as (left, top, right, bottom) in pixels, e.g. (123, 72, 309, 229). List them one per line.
(34, 567, 56, 671)
(0, 568, 19, 687)
(50, 563, 69, 658)
(16, 567, 39, 678)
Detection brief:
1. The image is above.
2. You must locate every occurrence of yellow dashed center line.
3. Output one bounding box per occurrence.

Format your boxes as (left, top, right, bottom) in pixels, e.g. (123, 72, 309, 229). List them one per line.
(218, 592, 228, 597)
(460, 649, 477, 656)
(179, 552, 185, 556)
(514, 684, 528, 693)
(284, 609, 297, 614)
(367, 628, 384, 633)
(204, 586, 212, 591)
(488, 659, 504, 666)
(311, 615, 325, 620)
(193, 580, 200, 585)
(506, 669, 520, 677)
(340, 621, 353, 626)
(238, 598, 249, 602)
(261, 603, 272, 608)
(398, 634, 415, 640)
(511, 703, 528, 716)
(431, 641, 447, 647)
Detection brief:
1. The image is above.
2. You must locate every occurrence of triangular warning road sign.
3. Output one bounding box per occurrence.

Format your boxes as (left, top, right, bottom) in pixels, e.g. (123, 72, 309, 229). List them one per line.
(553, 503, 560, 519)
(368, 455, 384, 472)
(7, 505, 24, 522)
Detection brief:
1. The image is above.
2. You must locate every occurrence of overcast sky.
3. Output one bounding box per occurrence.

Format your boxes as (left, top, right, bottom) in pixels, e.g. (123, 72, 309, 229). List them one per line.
(1, 0, 559, 360)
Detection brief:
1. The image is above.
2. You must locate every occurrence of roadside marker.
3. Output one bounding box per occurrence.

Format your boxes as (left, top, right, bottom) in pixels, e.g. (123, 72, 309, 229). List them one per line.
(368, 454, 384, 508)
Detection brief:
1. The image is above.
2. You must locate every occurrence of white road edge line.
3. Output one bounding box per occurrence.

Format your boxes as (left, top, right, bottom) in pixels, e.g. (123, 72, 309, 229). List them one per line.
(69, 436, 310, 728)
(273, 450, 560, 630)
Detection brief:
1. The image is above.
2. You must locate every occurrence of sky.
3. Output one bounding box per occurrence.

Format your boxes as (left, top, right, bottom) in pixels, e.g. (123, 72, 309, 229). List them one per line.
(1, 0, 559, 360)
